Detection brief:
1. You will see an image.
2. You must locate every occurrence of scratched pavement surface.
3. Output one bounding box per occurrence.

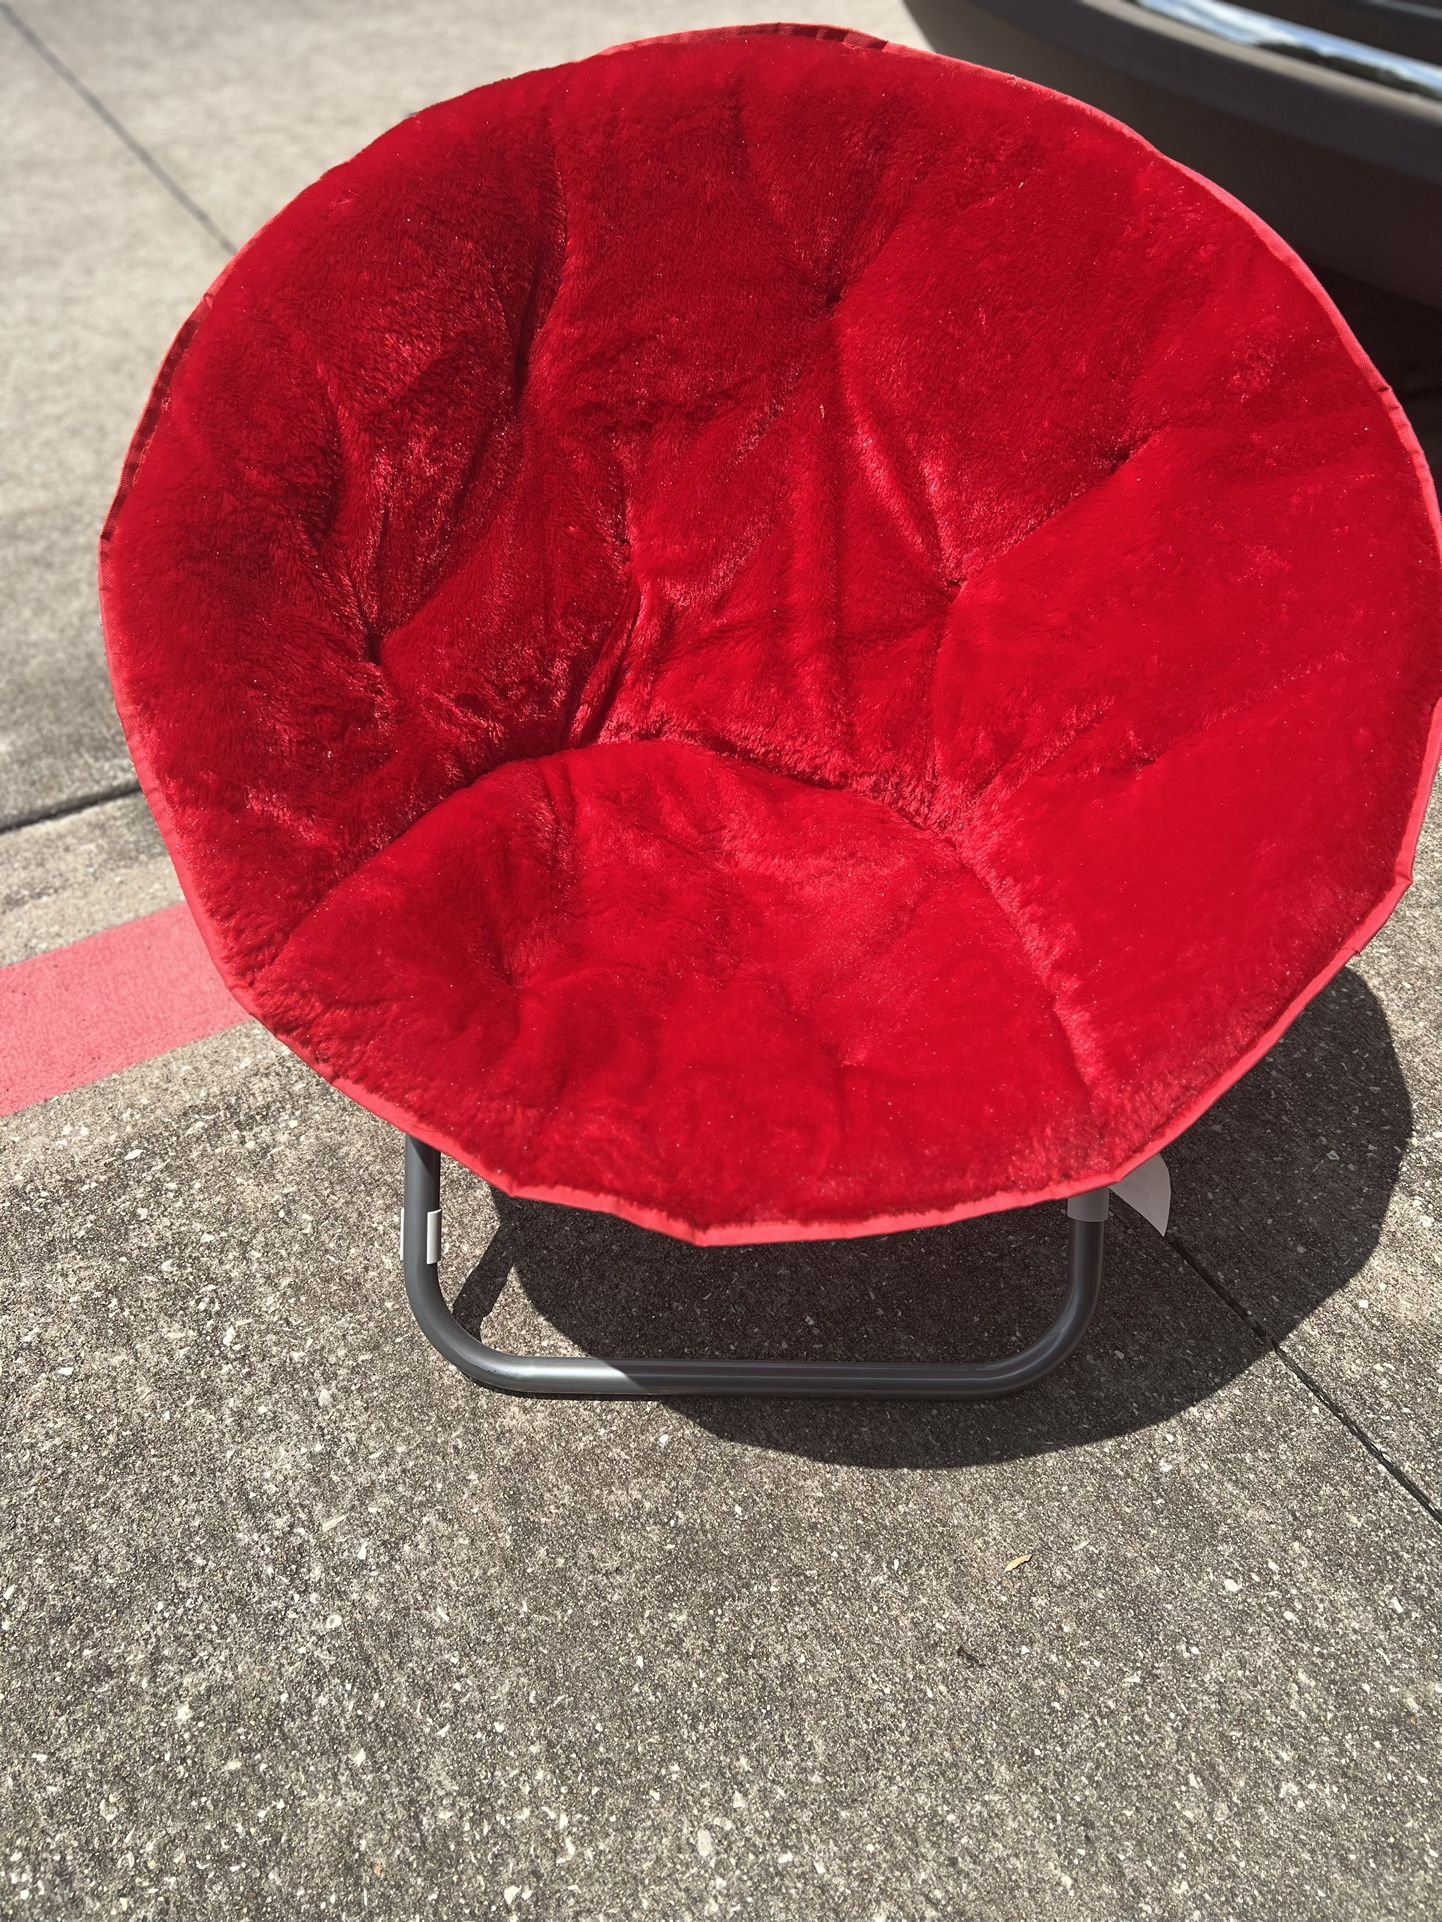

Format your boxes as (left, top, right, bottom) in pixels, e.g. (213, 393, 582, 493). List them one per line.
(2, 4, 1440, 1916)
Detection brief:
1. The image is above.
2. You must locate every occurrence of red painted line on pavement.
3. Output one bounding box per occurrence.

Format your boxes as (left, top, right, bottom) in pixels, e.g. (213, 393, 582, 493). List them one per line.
(0, 902, 251, 1116)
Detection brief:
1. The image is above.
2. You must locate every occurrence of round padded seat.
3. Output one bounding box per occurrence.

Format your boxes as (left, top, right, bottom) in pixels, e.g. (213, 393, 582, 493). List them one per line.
(101, 26, 1442, 1245)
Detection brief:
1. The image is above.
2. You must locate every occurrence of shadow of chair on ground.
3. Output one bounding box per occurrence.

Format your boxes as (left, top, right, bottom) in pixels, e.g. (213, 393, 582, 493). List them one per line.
(448, 968, 1407, 1469)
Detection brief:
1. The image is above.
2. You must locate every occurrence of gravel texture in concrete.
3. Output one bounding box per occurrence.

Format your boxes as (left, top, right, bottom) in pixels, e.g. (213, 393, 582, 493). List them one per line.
(4, 1033, 1442, 1920)
(3, 3, 1440, 1915)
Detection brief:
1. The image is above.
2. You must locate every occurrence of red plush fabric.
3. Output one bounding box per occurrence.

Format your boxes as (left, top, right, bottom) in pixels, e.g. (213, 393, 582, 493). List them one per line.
(100, 25, 1442, 1244)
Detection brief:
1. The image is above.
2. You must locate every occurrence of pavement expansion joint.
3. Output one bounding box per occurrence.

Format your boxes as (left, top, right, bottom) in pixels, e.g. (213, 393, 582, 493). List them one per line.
(1, 779, 143, 839)
(1171, 1229, 1442, 1533)
(0, 0, 237, 256)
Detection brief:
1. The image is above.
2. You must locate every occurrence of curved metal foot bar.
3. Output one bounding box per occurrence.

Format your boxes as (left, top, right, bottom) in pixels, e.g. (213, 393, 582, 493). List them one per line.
(401, 1136, 1108, 1399)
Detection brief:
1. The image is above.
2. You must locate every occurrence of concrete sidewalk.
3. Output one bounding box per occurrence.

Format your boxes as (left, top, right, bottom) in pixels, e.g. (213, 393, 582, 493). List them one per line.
(3, 5, 1440, 1917)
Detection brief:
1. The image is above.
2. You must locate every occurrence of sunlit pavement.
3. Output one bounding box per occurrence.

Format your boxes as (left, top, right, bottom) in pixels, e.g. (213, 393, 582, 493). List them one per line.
(3, 5, 1440, 1915)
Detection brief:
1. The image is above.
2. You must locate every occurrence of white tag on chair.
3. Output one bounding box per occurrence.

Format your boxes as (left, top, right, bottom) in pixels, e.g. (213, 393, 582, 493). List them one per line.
(1111, 1153, 1171, 1236)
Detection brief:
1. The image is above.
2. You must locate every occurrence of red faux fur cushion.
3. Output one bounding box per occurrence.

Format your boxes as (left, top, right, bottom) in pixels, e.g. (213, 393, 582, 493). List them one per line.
(101, 25, 1442, 1244)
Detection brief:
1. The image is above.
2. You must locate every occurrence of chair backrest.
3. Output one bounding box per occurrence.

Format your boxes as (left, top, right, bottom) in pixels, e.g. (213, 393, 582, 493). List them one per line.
(101, 26, 1442, 1019)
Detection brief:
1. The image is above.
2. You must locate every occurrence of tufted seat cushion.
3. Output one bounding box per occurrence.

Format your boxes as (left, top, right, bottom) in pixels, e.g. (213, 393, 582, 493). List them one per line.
(100, 25, 1442, 1243)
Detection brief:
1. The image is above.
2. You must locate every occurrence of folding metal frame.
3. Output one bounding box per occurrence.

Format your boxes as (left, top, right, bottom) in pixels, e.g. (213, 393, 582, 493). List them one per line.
(400, 1134, 1122, 1399)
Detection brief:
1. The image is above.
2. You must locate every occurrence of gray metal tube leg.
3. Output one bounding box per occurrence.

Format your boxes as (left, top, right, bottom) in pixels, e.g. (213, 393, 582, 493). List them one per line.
(401, 1135, 1107, 1399)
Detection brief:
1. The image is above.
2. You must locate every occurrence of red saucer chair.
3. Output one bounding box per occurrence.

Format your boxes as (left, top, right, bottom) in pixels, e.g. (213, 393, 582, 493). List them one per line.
(100, 26, 1442, 1398)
